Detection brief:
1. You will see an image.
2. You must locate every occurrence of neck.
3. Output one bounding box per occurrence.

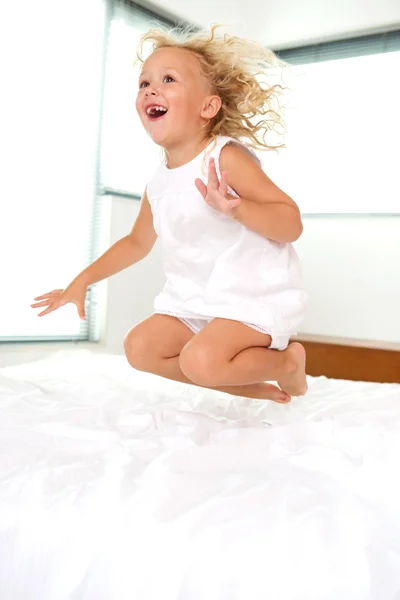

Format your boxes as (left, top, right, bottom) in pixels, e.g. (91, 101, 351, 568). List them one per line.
(164, 133, 211, 169)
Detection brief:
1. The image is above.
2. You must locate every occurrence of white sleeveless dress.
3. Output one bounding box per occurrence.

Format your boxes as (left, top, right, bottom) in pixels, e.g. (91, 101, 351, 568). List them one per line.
(146, 136, 306, 350)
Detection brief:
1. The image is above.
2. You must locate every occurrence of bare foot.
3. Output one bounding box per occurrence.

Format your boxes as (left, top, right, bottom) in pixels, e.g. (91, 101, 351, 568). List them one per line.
(277, 342, 308, 397)
(251, 383, 291, 404)
(217, 382, 291, 404)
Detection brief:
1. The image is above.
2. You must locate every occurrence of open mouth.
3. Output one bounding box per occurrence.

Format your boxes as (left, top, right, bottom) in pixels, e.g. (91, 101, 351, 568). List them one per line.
(146, 105, 168, 120)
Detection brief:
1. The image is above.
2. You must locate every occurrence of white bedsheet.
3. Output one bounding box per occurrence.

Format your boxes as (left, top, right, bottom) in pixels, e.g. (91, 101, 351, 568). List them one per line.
(1, 350, 400, 600)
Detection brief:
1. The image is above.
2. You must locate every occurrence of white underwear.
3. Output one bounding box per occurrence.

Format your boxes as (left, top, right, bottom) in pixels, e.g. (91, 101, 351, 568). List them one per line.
(178, 317, 290, 351)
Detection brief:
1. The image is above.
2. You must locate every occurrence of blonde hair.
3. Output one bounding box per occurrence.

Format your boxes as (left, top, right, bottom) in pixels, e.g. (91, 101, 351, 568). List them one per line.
(136, 24, 287, 151)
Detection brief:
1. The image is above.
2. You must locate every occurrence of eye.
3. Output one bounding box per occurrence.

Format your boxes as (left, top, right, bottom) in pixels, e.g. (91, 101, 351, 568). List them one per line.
(139, 81, 149, 89)
(163, 75, 174, 83)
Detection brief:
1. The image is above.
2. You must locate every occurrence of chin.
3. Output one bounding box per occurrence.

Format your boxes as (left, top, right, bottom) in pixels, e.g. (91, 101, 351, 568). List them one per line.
(147, 132, 169, 148)
(146, 127, 178, 149)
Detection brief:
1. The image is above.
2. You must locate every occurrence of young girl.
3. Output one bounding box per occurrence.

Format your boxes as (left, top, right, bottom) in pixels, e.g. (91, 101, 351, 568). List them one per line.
(31, 26, 308, 404)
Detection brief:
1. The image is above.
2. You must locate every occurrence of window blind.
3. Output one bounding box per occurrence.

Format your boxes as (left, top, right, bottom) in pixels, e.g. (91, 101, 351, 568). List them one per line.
(0, 0, 109, 342)
(276, 30, 400, 65)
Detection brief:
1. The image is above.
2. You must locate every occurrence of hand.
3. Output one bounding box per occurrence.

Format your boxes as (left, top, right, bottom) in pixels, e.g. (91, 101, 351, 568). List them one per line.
(31, 279, 88, 320)
(195, 157, 242, 218)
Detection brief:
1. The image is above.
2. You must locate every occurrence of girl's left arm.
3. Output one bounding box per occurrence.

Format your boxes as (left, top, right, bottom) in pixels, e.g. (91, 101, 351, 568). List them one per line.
(220, 144, 303, 243)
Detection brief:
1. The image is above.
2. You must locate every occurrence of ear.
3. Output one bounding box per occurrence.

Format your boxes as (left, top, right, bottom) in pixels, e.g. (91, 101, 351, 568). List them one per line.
(200, 95, 222, 120)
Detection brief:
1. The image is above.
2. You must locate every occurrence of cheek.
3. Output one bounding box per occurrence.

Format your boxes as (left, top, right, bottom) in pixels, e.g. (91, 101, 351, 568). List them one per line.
(135, 95, 147, 127)
(135, 94, 142, 114)
(165, 88, 194, 115)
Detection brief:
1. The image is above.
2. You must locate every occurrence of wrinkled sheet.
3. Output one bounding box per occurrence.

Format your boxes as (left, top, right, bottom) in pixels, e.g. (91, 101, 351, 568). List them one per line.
(0, 350, 400, 600)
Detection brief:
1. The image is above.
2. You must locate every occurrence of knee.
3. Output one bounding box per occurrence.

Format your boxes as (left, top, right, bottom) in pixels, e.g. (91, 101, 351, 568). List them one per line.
(123, 328, 152, 372)
(179, 343, 222, 387)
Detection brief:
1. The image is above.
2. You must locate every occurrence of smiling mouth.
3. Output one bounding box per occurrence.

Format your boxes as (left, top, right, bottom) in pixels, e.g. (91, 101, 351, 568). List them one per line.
(146, 106, 168, 120)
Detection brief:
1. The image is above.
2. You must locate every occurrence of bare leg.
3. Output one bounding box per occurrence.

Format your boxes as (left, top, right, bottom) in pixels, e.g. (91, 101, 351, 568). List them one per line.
(124, 315, 291, 403)
(179, 319, 308, 397)
(149, 353, 291, 402)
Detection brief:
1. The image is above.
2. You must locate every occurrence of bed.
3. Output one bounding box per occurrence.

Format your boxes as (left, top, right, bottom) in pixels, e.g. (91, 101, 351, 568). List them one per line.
(1, 349, 400, 600)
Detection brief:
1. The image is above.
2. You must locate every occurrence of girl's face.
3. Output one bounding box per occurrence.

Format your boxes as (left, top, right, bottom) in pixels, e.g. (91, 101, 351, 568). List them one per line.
(136, 47, 211, 148)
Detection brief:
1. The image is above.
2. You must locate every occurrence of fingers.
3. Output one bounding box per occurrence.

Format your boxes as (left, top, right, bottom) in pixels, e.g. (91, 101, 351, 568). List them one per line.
(33, 289, 63, 301)
(33, 291, 63, 316)
(31, 300, 50, 309)
(195, 178, 207, 198)
(32, 289, 87, 320)
(219, 171, 228, 197)
(209, 161, 230, 201)
(77, 303, 86, 320)
(32, 290, 58, 315)
(207, 158, 219, 188)
(228, 196, 241, 208)
(37, 306, 55, 317)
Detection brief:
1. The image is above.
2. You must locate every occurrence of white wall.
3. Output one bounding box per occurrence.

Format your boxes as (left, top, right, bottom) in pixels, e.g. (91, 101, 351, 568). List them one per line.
(295, 216, 400, 346)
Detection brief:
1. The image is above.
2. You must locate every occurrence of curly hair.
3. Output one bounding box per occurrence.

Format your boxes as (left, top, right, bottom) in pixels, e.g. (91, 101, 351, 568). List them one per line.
(136, 24, 287, 151)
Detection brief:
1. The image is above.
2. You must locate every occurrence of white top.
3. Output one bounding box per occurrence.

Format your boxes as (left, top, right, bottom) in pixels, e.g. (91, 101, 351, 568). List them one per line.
(147, 136, 306, 336)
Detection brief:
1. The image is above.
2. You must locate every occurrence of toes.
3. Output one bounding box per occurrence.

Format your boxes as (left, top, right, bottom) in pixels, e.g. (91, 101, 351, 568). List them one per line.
(272, 392, 291, 404)
(278, 396, 291, 404)
(262, 383, 291, 403)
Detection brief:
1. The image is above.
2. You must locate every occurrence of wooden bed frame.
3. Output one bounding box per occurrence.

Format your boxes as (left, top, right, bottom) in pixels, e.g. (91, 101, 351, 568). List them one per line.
(295, 336, 400, 384)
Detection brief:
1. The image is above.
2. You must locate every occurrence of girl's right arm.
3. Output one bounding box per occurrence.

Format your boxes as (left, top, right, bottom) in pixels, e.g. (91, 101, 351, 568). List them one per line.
(31, 190, 157, 319)
(78, 189, 157, 287)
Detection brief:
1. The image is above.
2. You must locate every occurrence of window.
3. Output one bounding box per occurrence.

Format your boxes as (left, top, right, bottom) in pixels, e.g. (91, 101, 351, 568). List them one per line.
(0, 0, 108, 342)
(99, 2, 176, 197)
(0, 0, 175, 343)
(261, 33, 400, 214)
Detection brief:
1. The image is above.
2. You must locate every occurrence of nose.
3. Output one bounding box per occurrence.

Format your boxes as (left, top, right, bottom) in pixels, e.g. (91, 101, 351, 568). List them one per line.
(145, 88, 156, 97)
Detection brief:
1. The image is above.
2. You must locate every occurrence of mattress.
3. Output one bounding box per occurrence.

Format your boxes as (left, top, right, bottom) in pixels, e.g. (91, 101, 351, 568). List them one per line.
(1, 350, 400, 600)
